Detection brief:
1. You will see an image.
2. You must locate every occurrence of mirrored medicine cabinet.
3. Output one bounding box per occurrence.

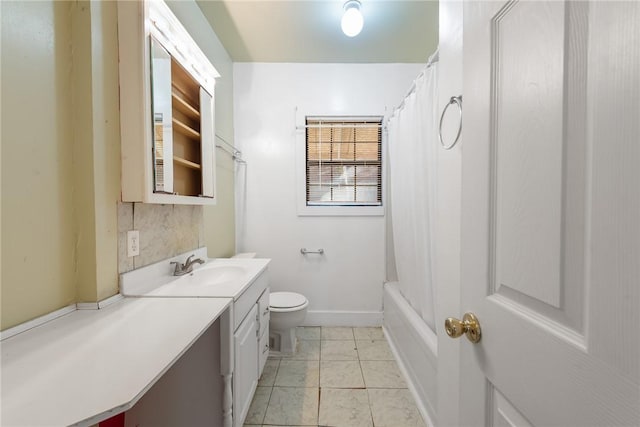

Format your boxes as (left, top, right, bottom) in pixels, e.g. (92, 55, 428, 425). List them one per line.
(118, 0, 219, 205)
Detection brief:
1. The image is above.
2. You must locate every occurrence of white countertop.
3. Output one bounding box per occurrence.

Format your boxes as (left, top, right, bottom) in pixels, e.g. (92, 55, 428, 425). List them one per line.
(122, 258, 270, 300)
(1, 297, 232, 427)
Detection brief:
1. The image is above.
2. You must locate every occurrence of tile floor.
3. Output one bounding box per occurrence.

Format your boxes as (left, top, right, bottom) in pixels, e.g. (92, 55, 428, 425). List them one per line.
(243, 326, 427, 427)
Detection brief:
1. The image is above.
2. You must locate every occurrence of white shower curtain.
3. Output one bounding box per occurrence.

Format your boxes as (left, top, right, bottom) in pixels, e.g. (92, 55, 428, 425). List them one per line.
(387, 61, 438, 332)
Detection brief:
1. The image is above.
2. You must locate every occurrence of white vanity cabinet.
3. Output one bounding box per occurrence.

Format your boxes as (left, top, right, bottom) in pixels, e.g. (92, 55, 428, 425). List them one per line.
(233, 305, 259, 427)
(120, 253, 271, 427)
(231, 273, 270, 427)
(257, 289, 271, 376)
(117, 0, 219, 205)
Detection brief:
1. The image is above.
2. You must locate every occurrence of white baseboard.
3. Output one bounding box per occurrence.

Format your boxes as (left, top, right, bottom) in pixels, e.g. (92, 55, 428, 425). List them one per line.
(2, 294, 125, 341)
(1, 304, 77, 341)
(77, 293, 124, 310)
(303, 310, 383, 327)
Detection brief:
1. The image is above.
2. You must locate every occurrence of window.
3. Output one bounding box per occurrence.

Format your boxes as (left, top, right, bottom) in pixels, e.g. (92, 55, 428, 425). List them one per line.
(305, 117, 383, 207)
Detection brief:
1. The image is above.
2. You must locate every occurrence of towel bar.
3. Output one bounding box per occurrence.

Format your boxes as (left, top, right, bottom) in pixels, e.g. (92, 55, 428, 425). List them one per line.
(300, 248, 324, 255)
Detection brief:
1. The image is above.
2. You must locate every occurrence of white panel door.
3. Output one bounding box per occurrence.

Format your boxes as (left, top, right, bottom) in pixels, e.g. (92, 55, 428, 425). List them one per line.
(459, 1, 639, 425)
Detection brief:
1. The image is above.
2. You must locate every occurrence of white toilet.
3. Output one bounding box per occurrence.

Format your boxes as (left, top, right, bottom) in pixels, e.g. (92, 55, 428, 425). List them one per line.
(232, 253, 309, 354)
(269, 291, 309, 354)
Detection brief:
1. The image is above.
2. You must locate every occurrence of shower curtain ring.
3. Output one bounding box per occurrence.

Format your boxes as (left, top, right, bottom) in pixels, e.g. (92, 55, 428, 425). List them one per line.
(439, 95, 462, 150)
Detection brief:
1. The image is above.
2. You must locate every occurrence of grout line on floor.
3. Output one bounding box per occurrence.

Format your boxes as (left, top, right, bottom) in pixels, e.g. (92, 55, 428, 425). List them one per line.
(365, 379, 374, 426)
(357, 353, 367, 389)
(261, 385, 274, 426)
(260, 359, 280, 425)
(317, 386, 322, 423)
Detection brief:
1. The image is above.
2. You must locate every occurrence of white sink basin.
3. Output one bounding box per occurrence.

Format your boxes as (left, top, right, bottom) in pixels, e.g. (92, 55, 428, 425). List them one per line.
(182, 264, 247, 285)
(125, 258, 270, 299)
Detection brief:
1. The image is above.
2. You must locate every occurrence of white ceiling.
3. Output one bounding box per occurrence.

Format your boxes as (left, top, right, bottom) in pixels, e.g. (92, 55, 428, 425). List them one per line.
(196, 0, 439, 63)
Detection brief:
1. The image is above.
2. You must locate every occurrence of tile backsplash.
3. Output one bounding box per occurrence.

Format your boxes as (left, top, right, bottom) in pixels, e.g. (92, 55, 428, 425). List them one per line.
(118, 202, 205, 274)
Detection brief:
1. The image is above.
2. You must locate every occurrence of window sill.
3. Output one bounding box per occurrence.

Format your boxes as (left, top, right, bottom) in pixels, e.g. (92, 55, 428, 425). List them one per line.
(297, 205, 384, 217)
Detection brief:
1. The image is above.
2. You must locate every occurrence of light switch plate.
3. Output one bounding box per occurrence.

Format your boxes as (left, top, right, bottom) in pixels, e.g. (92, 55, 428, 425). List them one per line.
(127, 230, 140, 257)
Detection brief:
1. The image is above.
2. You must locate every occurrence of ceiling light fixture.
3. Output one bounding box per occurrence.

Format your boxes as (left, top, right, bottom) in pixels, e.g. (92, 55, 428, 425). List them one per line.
(341, 0, 364, 37)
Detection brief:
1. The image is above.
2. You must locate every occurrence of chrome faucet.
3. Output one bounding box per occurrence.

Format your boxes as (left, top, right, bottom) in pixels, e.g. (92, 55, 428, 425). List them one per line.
(170, 254, 205, 276)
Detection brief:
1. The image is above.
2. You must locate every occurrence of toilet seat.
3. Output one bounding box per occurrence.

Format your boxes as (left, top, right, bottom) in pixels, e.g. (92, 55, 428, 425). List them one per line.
(270, 292, 308, 312)
(269, 292, 309, 353)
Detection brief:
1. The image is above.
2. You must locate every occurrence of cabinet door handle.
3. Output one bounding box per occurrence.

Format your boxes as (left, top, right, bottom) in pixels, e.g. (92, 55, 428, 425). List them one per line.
(262, 344, 269, 354)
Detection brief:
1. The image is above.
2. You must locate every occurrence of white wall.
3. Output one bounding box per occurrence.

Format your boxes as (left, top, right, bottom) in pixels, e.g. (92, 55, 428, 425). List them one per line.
(234, 63, 423, 325)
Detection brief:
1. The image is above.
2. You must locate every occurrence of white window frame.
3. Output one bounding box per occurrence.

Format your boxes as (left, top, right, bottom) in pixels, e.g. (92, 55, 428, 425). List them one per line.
(295, 113, 386, 217)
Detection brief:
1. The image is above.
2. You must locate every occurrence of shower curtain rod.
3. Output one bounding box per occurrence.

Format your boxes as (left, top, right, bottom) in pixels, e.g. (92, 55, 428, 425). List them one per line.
(215, 134, 239, 155)
(391, 48, 439, 118)
(215, 134, 246, 163)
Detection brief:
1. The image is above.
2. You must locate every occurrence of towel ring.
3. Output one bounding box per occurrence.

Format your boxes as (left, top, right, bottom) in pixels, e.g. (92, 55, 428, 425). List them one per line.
(439, 95, 462, 150)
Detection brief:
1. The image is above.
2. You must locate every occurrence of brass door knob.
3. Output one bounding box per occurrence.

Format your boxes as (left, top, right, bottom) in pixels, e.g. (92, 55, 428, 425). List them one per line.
(444, 312, 481, 343)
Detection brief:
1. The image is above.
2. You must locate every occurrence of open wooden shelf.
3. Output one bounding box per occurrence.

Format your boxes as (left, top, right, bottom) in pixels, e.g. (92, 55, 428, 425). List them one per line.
(172, 118, 200, 140)
(171, 59, 199, 106)
(173, 155, 201, 170)
(172, 92, 200, 120)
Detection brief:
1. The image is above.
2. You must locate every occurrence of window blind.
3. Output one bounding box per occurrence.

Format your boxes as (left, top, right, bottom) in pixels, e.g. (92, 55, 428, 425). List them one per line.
(306, 118, 382, 206)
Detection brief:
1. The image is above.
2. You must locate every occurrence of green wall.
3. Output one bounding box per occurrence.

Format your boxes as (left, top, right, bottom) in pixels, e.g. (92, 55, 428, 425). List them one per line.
(1, 0, 236, 330)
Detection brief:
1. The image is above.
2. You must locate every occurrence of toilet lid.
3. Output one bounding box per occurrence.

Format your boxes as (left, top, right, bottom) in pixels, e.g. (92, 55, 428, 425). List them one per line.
(270, 292, 307, 309)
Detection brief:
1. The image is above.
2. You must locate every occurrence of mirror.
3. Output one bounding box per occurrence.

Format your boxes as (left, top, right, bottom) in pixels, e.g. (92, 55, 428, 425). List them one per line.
(149, 37, 174, 193)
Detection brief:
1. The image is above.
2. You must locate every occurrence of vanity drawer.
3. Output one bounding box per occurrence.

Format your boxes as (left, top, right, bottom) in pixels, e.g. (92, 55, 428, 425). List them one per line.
(257, 288, 270, 337)
(234, 271, 268, 330)
(258, 328, 269, 376)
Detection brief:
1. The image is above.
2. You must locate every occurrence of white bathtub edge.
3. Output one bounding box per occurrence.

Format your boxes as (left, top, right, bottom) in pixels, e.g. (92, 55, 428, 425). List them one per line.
(383, 281, 438, 426)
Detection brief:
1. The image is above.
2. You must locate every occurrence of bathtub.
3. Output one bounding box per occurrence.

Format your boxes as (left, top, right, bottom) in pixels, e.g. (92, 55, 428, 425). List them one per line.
(383, 282, 437, 426)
